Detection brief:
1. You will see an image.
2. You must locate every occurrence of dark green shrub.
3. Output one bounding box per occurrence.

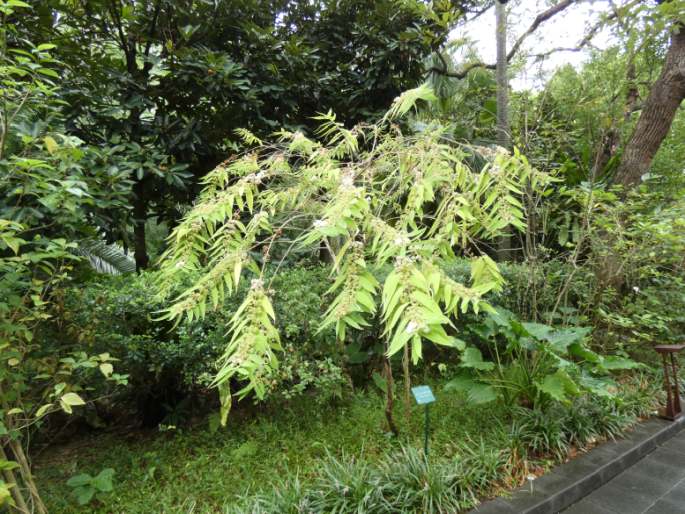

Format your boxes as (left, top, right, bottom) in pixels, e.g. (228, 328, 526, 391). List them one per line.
(443, 259, 591, 324)
(51, 257, 629, 425)
(598, 276, 685, 357)
(54, 266, 344, 423)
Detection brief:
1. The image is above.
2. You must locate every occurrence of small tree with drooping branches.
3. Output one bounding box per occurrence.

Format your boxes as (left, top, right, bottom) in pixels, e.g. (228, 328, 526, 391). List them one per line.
(157, 85, 553, 425)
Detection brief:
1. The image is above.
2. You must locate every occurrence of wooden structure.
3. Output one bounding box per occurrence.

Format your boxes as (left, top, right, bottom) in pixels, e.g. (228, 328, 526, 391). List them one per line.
(655, 344, 685, 420)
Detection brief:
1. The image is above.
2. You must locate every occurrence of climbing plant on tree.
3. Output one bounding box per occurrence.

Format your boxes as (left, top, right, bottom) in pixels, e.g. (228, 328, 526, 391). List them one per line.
(157, 85, 552, 426)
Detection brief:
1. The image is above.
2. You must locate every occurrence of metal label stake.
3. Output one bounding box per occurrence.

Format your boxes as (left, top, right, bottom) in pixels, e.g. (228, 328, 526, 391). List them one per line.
(411, 385, 436, 457)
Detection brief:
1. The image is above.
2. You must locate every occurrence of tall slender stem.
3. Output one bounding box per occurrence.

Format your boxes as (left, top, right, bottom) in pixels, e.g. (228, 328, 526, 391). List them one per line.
(0, 445, 29, 514)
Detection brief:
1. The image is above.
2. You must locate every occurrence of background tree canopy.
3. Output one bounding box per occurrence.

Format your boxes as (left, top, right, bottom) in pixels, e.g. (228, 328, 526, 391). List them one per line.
(21, 0, 475, 268)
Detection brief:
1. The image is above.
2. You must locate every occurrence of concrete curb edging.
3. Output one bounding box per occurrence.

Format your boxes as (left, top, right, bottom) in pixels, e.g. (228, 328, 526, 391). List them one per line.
(470, 415, 685, 514)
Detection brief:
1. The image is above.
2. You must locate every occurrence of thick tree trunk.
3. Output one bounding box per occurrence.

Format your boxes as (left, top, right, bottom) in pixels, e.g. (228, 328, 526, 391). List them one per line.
(133, 180, 149, 271)
(614, 24, 685, 189)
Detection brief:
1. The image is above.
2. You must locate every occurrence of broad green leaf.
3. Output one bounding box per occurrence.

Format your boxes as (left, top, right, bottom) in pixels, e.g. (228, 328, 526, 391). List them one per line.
(522, 322, 553, 340)
(600, 356, 641, 371)
(372, 371, 388, 394)
(37, 67, 59, 78)
(568, 342, 601, 363)
(66, 474, 92, 488)
(387, 328, 412, 357)
(444, 374, 477, 393)
(546, 327, 592, 353)
(411, 334, 422, 364)
(0, 460, 19, 471)
(0, 481, 11, 506)
(578, 374, 616, 397)
(99, 363, 113, 377)
(467, 383, 497, 404)
(44, 136, 58, 155)
(8, 0, 31, 8)
(488, 307, 512, 327)
(459, 346, 495, 371)
(61, 392, 85, 407)
(61, 392, 85, 405)
(219, 383, 231, 427)
(536, 370, 578, 403)
(537, 374, 566, 402)
(35, 403, 53, 418)
(75, 487, 95, 505)
(92, 469, 114, 492)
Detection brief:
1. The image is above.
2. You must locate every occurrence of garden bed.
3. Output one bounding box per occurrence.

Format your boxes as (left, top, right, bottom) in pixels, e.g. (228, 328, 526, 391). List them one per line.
(35, 375, 657, 513)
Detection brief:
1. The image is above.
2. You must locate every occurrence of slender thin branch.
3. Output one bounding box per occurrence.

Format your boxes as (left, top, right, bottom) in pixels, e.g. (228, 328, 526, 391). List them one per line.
(143, 0, 162, 74)
(107, 0, 132, 67)
(529, 11, 618, 62)
(428, 0, 579, 79)
(507, 0, 576, 60)
(463, 0, 496, 23)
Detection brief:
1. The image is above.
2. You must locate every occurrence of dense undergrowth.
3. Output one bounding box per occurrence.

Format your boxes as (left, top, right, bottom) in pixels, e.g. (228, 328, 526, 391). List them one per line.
(31, 256, 676, 513)
(45, 260, 589, 424)
(35, 372, 659, 513)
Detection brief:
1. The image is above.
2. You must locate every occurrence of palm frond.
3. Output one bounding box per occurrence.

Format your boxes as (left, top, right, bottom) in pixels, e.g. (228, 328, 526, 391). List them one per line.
(77, 239, 136, 275)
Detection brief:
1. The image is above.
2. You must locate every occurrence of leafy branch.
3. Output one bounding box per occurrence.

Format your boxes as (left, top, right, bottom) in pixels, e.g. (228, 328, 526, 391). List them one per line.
(156, 85, 551, 423)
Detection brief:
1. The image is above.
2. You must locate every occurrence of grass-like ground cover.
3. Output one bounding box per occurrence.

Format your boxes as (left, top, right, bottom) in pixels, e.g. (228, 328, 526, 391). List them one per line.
(34, 376, 657, 513)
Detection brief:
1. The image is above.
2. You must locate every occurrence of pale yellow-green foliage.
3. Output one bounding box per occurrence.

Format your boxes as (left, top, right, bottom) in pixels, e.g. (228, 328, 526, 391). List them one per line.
(156, 86, 552, 423)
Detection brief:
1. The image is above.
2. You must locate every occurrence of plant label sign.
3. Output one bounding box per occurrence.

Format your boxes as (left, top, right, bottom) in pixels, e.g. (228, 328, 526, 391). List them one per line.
(411, 385, 435, 405)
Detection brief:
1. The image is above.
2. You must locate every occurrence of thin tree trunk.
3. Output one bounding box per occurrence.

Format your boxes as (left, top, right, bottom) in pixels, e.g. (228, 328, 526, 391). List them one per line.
(496, 0, 512, 260)
(614, 24, 685, 189)
(7, 439, 46, 514)
(403, 343, 411, 427)
(0, 445, 29, 514)
(383, 356, 398, 436)
(495, 0, 510, 149)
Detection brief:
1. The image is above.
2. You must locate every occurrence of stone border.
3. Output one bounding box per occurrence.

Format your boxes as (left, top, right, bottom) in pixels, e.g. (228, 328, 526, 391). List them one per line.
(471, 415, 685, 514)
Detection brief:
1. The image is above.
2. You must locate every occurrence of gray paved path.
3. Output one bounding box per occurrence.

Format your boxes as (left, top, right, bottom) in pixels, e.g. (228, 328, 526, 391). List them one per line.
(562, 429, 685, 513)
